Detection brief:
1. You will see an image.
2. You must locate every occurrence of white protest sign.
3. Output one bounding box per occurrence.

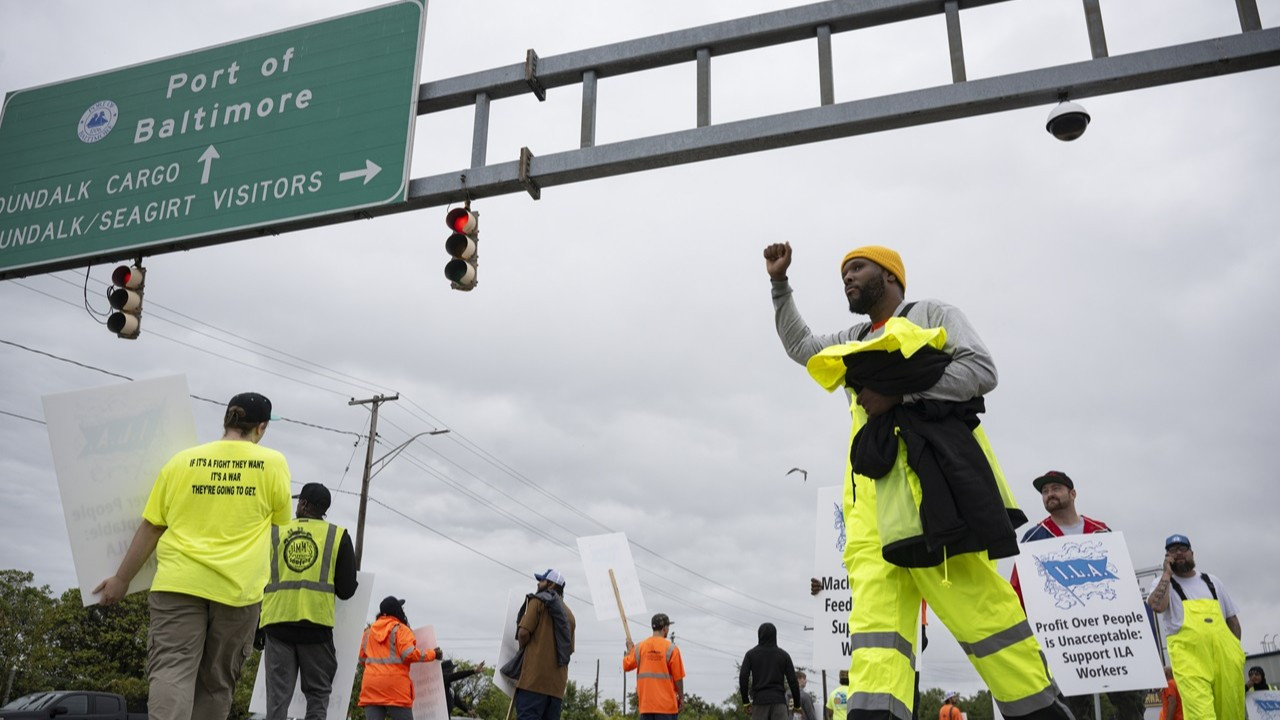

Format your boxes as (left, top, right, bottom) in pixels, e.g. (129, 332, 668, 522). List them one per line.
(811, 485, 852, 670)
(1014, 532, 1165, 695)
(1248, 690, 1280, 720)
(249, 570, 375, 720)
(42, 375, 197, 606)
(410, 625, 449, 720)
(577, 532, 646, 622)
(492, 590, 524, 697)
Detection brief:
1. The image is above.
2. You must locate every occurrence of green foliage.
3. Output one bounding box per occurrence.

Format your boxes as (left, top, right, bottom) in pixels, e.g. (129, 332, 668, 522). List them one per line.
(348, 662, 367, 720)
(0, 568, 256, 718)
(0, 574, 150, 711)
(680, 693, 735, 720)
(600, 698, 621, 716)
(449, 660, 492, 715)
(919, 687, 993, 720)
(41, 588, 149, 701)
(230, 650, 261, 720)
(434, 661, 517, 720)
(0, 569, 56, 706)
(722, 689, 746, 716)
(562, 680, 602, 720)
(915, 686, 945, 719)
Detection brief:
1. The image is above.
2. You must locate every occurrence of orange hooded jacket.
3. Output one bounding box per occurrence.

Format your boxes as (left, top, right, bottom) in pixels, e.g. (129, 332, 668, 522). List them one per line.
(358, 616, 438, 707)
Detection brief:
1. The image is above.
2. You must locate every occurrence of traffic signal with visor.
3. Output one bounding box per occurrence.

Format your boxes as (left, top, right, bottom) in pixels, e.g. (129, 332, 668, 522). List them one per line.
(107, 264, 145, 339)
(444, 207, 478, 291)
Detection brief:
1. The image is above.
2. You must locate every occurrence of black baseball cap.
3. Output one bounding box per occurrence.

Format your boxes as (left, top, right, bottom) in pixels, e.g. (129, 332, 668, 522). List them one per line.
(651, 613, 673, 629)
(1032, 471, 1074, 492)
(227, 392, 277, 423)
(294, 483, 331, 514)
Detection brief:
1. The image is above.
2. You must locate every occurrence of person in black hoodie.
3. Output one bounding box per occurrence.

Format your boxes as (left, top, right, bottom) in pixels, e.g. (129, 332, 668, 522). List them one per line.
(739, 623, 802, 720)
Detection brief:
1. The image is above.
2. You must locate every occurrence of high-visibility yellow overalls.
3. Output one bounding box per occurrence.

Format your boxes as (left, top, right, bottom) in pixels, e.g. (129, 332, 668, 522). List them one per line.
(808, 319, 1069, 720)
(1167, 575, 1245, 720)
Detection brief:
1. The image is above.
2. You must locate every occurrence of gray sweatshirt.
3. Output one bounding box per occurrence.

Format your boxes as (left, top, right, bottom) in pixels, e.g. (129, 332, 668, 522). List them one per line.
(770, 278, 997, 403)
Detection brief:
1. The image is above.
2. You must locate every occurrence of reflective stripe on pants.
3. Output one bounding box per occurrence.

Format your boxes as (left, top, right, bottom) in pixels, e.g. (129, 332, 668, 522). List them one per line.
(845, 472, 1066, 720)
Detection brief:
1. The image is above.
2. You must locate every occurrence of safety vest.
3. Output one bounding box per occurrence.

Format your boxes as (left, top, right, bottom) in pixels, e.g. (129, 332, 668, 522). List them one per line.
(260, 518, 343, 628)
(807, 316, 1021, 566)
(359, 616, 435, 707)
(624, 636, 682, 714)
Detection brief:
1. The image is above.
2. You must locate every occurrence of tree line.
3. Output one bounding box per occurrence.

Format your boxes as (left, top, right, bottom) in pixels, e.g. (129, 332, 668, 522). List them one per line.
(6, 570, 1052, 720)
(0, 569, 750, 720)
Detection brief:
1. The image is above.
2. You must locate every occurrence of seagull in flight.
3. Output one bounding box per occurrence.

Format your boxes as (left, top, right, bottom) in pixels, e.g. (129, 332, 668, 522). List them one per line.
(786, 467, 808, 482)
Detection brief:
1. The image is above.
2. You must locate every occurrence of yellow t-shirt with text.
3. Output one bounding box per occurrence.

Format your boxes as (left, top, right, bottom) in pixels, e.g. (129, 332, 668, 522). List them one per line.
(142, 439, 291, 606)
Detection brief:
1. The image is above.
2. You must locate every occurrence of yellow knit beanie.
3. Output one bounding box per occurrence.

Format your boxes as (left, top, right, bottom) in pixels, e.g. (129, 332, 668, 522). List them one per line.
(839, 245, 906, 290)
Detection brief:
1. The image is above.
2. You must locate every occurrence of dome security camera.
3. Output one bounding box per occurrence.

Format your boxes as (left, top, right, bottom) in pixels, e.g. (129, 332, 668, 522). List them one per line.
(1045, 100, 1090, 141)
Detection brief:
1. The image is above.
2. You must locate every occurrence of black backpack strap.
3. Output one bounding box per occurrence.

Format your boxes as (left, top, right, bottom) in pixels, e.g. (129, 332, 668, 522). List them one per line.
(1169, 577, 1187, 602)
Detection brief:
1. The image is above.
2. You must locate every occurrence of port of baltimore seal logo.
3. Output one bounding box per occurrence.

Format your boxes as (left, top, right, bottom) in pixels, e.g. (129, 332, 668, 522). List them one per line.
(78, 100, 118, 143)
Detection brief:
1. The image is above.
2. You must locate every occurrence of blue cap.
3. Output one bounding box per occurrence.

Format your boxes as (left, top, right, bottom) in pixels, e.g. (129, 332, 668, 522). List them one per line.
(535, 568, 566, 585)
(1165, 534, 1191, 549)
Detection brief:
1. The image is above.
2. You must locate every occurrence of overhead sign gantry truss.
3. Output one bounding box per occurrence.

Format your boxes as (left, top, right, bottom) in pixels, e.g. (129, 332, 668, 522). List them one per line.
(1, 0, 1276, 279)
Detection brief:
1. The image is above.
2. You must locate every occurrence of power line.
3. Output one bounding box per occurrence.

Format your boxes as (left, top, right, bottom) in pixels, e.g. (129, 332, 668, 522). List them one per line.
(0, 409, 45, 425)
(364, 425, 808, 645)
(51, 271, 391, 396)
(0, 338, 132, 381)
(349, 486, 758, 660)
(395, 397, 809, 622)
(0, 338, 362, 439)
(11, 276, 807, 625)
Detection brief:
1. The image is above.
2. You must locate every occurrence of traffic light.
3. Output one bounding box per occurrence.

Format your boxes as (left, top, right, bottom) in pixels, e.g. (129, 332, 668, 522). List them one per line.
(444, 206, 478, 291)
(106, 264, 145, 339)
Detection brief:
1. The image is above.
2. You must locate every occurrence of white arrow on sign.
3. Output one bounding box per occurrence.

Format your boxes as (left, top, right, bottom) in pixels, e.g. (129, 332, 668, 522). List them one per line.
(339, 159, 382, 185)
(198, 145, 220, 185)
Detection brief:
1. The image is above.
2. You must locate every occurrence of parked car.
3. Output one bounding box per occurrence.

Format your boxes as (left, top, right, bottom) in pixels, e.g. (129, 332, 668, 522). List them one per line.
(0, 691, 145, 720)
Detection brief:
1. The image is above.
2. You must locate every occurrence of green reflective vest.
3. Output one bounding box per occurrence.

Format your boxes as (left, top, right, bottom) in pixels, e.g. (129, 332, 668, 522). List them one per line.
(260, 518, 343, 627)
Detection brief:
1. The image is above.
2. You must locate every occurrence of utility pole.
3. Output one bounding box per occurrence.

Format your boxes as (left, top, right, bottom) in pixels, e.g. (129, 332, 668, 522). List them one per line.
(349, 393, 399, 569)
(594, 659, 600, 709)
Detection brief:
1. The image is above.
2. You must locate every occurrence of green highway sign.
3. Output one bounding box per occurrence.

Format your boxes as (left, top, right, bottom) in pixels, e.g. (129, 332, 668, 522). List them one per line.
(0, 0, 425, 278)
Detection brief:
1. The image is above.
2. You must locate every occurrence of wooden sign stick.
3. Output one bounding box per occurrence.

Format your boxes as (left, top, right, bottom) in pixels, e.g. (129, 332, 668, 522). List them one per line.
(609, 568, 633, 645)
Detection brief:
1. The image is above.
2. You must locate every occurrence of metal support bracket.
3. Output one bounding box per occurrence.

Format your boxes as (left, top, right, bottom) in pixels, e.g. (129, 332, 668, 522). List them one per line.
(525, 49, 547, 101)
(518, 147, 541, 200)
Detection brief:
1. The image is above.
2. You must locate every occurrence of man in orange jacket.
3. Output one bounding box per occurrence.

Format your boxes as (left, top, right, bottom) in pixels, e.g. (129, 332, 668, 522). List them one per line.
(358, 596, 443, 720)
(623, 613, 685, 720)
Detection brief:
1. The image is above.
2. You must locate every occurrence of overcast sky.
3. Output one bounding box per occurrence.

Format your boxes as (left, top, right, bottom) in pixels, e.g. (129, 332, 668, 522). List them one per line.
(2, 0, 1279, 705)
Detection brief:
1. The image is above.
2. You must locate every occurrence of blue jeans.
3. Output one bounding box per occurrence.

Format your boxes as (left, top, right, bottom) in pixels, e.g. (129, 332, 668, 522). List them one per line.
(515, 689, 563, 720)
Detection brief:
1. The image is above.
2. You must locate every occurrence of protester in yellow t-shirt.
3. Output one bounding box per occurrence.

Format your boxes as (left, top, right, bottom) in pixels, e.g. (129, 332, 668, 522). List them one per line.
(96, 392, 291, 720)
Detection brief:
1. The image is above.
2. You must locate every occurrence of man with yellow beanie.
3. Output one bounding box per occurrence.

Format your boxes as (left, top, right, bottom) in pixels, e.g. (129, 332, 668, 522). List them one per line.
(763, 242, 1072, 720)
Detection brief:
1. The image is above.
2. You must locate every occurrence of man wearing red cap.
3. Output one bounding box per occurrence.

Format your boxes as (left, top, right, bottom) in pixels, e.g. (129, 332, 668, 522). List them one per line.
(763, 243, 1070, 720)
(1013, 472, 1143, 720)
